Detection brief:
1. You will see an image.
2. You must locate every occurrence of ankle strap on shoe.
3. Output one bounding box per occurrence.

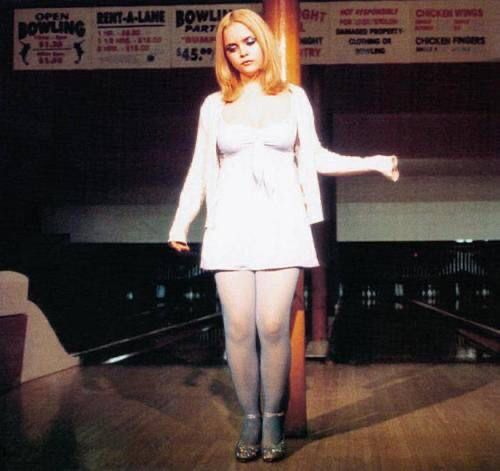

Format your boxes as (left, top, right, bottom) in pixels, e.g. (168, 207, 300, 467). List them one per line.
(263, 411, 285, 418)
(245, 413, 261, 419)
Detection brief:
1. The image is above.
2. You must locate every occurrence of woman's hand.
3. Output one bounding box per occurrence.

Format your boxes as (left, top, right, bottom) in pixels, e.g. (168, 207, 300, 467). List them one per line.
(373, 154, 399, 182)
(168, 241, 190, 253)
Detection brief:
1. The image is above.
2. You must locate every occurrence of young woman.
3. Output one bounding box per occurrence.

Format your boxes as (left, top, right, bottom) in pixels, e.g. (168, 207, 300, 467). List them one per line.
(168, 9, 399, 462)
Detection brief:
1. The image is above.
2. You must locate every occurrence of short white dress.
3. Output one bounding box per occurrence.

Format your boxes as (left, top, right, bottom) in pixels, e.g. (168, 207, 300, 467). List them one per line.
(200, 112, 319, 271)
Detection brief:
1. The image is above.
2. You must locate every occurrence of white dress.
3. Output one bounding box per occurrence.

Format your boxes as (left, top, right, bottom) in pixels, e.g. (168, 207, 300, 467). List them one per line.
(200, 112, 319, 271)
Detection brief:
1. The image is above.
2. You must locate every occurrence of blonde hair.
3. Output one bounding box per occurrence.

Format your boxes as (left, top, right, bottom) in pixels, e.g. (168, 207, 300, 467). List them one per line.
(215, 9, 288, 102)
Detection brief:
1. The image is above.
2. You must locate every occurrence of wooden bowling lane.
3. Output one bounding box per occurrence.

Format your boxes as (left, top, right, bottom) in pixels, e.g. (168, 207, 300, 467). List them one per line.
(1, 360, 499, 470)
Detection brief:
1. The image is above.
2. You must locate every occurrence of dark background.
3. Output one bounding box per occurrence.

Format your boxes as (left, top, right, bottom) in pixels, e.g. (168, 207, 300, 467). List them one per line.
(1, 0, 499, 239)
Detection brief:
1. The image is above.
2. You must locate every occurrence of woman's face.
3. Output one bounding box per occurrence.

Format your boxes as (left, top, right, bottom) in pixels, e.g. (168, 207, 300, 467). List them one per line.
(223, 22, 264, 81)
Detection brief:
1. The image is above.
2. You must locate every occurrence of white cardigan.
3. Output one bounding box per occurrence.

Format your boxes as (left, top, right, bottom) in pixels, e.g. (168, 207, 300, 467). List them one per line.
(169, 84, 344, 244)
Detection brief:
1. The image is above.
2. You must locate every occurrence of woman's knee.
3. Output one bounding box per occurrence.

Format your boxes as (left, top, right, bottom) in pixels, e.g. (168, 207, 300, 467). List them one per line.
(258, 315, 288, 343)
(224, 316, 255, 344)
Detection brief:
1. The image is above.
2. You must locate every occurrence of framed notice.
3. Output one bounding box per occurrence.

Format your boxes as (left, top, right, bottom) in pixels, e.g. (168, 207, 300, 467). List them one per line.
(170, 4, 261, 68)
(300, 3, 333, 64)
(330, 1, 411, 64)
(92, 6, 171, 68)
(13, 8, 92, 70)
(408, 0, 492, 63)
(13, 2, 500, 71)
(485, 0, 500, 61)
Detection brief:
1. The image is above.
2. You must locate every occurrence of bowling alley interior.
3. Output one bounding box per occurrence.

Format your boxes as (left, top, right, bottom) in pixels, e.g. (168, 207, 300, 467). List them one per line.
(1, 1, 499, 469)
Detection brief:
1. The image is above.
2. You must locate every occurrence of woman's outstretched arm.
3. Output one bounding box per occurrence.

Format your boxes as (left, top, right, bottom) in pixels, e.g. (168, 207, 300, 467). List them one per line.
(297, 86, 399, 181)
(315, 147, 399, 181)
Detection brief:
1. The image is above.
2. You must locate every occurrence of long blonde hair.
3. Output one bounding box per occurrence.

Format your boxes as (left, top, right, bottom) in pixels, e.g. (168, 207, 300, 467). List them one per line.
(215, 9, 288, 102)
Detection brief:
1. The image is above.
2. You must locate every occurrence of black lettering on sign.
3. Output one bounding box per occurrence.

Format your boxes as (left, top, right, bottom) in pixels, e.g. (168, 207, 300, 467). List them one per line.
(18, 18, 86, 39)
(176, 9, 232, 28)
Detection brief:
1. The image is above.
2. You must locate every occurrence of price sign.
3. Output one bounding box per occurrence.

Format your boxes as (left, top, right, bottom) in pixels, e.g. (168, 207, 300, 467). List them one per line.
(408, 0, 493, 63)
(176, 46, 214, 62)
(13, 8, 92, 70)
(92, 6, 171, 68)
(171, 4, 261, 68)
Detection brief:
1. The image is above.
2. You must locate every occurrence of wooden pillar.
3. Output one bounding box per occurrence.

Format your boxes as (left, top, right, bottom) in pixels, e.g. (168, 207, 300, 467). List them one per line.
(311, 267, 328, 340)
(307, 229, 330, 357)
(307, 73, 330, 360)
(263, 0, 306, 437)
(286, 270, 306, 436)
(263, 0, 301, 84)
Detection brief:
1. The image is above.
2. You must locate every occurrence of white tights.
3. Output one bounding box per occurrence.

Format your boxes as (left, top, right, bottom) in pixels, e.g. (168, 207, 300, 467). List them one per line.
(215, 268, 300, 417)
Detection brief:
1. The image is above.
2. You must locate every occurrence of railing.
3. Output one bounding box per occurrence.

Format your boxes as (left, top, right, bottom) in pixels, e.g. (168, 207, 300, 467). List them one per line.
(0, 239, 218, 354)
(331, 241, 499, 362)
(336, 241, 499, 324)
(2, 238, 498, 362)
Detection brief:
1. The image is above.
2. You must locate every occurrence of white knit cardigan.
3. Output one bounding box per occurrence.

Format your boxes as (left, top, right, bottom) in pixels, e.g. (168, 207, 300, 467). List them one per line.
(168, 84, 341, 244)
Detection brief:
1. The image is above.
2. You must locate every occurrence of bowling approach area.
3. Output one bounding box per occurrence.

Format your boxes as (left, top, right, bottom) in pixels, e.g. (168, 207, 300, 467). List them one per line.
(1, 239, 500, 469)
(1, 320, 499, 470)
(1, 356, 499, 470)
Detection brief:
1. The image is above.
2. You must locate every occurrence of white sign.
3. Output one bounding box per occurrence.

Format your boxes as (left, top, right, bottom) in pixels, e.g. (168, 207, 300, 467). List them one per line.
(485, 0, 500, 61)
(171, 4, 231, 68)
(330, 2, 410, 64)
(170, 4, 261, 68)
(14, 8, 92, 70)
(13, 2, 500, 70)
(300, 3, 333, 64)
(408, 0, 492, 63)
(92, 6, 171, 68)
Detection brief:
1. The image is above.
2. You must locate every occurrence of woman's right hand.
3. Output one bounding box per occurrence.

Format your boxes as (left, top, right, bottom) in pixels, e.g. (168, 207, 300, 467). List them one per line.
(168, 241, 190, 253)
(374, 154, 399, 182)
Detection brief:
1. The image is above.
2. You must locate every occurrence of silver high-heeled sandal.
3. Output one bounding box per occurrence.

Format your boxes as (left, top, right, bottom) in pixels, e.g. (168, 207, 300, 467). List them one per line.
(235, 414, 261, 462)
(262, 411, 286, 462)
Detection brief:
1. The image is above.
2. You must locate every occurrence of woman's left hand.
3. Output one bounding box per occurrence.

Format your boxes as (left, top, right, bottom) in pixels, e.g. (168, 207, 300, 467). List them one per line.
(374, 154, 399, 182)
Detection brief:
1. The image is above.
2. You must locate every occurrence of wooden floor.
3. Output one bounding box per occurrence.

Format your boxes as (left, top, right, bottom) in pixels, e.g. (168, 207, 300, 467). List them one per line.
(1, 360, 499, 470)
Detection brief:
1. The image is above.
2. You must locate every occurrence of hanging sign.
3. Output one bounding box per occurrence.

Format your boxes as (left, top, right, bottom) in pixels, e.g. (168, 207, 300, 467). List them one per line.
(170, 4, 261, 68)
(409, 0, 491, 63)
(13, 8, 92, 70)
(300, 3, 334, 64)
(92, 6, 171, 68)
(13, 2, 500, 70)
(171, 4, 231, 68)
(330, 1, 410, 64)
(486, 0, 500, 61)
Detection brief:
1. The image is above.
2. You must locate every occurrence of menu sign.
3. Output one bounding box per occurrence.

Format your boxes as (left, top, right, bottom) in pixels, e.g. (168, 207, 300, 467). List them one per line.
(92, 7, 170, 68)
(13, 2, 500, 70)
(409, 0, 491, 62)
(14, 8, 92, 70)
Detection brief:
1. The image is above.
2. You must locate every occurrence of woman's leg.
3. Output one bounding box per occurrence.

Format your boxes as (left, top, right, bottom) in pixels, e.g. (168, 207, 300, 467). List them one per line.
(255, 267, 300, 446)
(214, 270, 260, 445)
